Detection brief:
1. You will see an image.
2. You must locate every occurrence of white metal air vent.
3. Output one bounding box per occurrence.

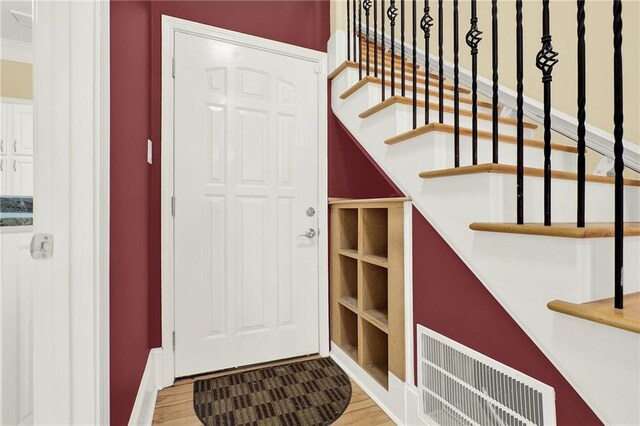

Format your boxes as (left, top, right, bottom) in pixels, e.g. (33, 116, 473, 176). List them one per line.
(417, 325, 556, 426)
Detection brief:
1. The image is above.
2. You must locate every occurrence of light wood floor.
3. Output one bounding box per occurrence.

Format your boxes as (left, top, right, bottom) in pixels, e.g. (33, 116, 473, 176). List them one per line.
(152, 356, 395, 426)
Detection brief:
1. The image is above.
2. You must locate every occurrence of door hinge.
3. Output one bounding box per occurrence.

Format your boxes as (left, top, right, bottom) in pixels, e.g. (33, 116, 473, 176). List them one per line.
(171, 196, 175, 216)
(172, 57, 175, 78)
(172, 331, 176, 350)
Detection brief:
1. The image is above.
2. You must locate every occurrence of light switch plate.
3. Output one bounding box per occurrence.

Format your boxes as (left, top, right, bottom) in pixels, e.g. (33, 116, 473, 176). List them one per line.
(147, 139, 153, 164)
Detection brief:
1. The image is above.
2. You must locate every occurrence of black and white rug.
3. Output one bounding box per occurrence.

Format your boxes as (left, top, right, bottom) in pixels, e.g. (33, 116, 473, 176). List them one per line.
(193, 357, 352, 426)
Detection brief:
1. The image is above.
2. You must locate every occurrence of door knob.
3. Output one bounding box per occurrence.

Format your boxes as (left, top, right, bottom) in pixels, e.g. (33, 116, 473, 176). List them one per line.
(298, 228, 316, 239)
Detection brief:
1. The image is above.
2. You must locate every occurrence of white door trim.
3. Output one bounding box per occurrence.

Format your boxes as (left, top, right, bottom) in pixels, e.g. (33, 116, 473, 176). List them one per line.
(160, 15, 328, 387)
(32, 0, 110, 423)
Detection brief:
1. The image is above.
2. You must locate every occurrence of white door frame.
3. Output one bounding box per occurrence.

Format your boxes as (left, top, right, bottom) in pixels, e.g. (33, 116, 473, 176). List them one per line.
(160, 15, 328, 388)
(32, 1, 110, 423)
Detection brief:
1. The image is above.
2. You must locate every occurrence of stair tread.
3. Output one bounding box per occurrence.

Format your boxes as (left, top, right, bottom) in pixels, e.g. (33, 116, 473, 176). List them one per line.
(385, 122, 576, 153)
(548, 293, 640, 334)
(418, 163, 640, 186)
(359, 95, 538, 129)
(469, 222, 640, 238)
(340, 76, 491, 109)
(328, 61, 450, 85)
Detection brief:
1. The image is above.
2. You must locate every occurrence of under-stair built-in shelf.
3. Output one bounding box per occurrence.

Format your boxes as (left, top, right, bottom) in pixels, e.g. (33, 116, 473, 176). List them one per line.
(330, 197, 407, 392)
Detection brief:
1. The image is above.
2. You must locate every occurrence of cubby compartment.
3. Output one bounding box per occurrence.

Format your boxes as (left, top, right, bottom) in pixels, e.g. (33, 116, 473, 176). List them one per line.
(362, 320, 389, 389)
(338, 306, 359, 362)
(331, 198, 406, 389)
(362, 208, 388, 259)
(339, 208, 359, 252)
(361, 262, 388, 332)
(338, 255, 358, 312)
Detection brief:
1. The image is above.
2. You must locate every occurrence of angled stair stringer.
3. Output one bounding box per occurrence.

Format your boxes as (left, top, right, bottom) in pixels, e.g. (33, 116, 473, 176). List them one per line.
(331, 68, 640, 425)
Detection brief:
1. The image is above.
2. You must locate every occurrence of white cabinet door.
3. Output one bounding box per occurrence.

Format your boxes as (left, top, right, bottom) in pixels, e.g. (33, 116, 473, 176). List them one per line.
(11, 156, 33, 196)
(0, 230, 35, 426)
(0, 156, 6, 195)
(11, 104, 34, 157)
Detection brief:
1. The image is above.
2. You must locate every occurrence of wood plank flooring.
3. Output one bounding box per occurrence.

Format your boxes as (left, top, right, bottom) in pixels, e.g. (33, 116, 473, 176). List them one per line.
(152, 356, 395, 426)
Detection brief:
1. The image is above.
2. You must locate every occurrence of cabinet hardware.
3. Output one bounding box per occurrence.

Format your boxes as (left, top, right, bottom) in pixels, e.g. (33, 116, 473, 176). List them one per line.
(13, 160, 16, 172)
(13, 140, 16, 153)
(0, 139, 3, 153)
(0, 158, 3, 172)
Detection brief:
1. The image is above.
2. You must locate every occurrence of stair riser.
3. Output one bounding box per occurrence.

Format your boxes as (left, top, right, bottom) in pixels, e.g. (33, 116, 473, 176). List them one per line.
(380, 86, 493, 115)
(386, 132, 577, 174)
(421, 173, 640, 224)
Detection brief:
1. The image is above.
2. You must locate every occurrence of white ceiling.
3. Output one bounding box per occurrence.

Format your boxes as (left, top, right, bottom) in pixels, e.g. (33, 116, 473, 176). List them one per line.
(0, 0, 32, 43)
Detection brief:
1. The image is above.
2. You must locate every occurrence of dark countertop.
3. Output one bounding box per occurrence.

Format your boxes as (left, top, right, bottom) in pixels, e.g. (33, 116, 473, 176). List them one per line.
(0, 196, 33, 227)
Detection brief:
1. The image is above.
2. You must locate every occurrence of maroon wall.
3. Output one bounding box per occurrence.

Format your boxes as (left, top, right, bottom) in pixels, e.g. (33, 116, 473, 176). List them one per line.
(110, 2, 152, 426)
(412, 209, 602, 425)
(111, 1, 331, 424)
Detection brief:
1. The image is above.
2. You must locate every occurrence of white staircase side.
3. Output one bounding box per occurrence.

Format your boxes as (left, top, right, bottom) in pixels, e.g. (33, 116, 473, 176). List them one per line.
(331, 65, 640, 425)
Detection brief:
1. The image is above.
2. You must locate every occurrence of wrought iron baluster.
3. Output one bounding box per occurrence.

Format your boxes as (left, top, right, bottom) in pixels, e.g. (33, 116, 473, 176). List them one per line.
(536, 0, 559, 226)
(353, 0, 357, 64)
(401, 0, 406, 96)
(453, 0, 460, 167)
(491, 0, 499, 163)
(347, 0, 351, 61)
(382, 0, 386, 100)
(516, 0, 524, 224)
(420, 2, 433, 125)
(374, 0, 378, 77)
(577, 0, 586, 227)
(412, 0, 417, 128)
(613, 0, 624, 309)
(466, 0, 482, 165)
(388, 0, 398, 96)
(364, 0, 372, 75)
(359, 0, 363, 80)
(438, 0, 444, 123)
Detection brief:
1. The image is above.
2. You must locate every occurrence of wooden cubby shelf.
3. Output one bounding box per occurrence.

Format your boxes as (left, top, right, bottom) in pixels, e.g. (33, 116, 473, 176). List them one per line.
(330, 198, 407, 390)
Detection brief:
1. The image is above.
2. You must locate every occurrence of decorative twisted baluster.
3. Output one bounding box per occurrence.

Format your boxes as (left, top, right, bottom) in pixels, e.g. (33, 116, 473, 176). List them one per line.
(364, 0, 372, 75)
(535, 0, 559, 226)
(577, 0, 586, 228)
(516, 0, 524, 224)
(388, 0, 398, 96)
(613, 0, 624, 309)
(465, 0, 482, 165)
(374, 0, 378, 77)
(412, 0, 417, 128)
(381, 0, 386, 100)
(347, 0, 351, 61)
(420, 3, 434, 125)
(453, 0, 460, 167)
(438, 0, 444, 123)
(491, 0, 499, 163)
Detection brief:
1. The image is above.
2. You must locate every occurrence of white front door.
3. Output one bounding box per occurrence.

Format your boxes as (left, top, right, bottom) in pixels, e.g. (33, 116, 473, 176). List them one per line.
(173, 31, 321, 377)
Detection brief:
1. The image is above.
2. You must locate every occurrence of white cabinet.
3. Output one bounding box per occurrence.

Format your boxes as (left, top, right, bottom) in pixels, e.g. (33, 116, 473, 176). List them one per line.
(0, 100, 33, 196)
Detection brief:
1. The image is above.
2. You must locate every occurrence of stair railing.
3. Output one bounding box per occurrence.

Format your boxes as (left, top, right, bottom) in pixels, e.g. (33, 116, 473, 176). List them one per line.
(346, 0, 629, 309)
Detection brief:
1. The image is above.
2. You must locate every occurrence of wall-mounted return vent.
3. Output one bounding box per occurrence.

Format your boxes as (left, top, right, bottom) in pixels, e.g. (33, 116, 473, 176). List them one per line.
(417, 325, 556, 426)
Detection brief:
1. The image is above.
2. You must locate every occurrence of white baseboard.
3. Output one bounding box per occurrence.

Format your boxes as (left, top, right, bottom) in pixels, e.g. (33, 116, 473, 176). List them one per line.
(404, 384, 430, 426)
(330, 344, 405, 425)
(129, 348, 163, 426)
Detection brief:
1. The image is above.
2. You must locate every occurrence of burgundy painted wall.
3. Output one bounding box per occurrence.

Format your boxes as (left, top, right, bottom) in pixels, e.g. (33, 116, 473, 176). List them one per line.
(411, 209, 602, 425)
(111, 1, 331, 424)
(110, 2, 152, 425)
(147, 0, 333, 348)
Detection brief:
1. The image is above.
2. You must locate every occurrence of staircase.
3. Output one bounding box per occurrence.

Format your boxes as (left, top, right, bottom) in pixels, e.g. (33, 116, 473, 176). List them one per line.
(327, 1, 640, 422)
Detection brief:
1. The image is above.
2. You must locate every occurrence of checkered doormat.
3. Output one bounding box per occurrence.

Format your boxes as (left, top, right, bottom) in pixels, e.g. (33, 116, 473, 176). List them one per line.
(193, 357, 352, 426)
